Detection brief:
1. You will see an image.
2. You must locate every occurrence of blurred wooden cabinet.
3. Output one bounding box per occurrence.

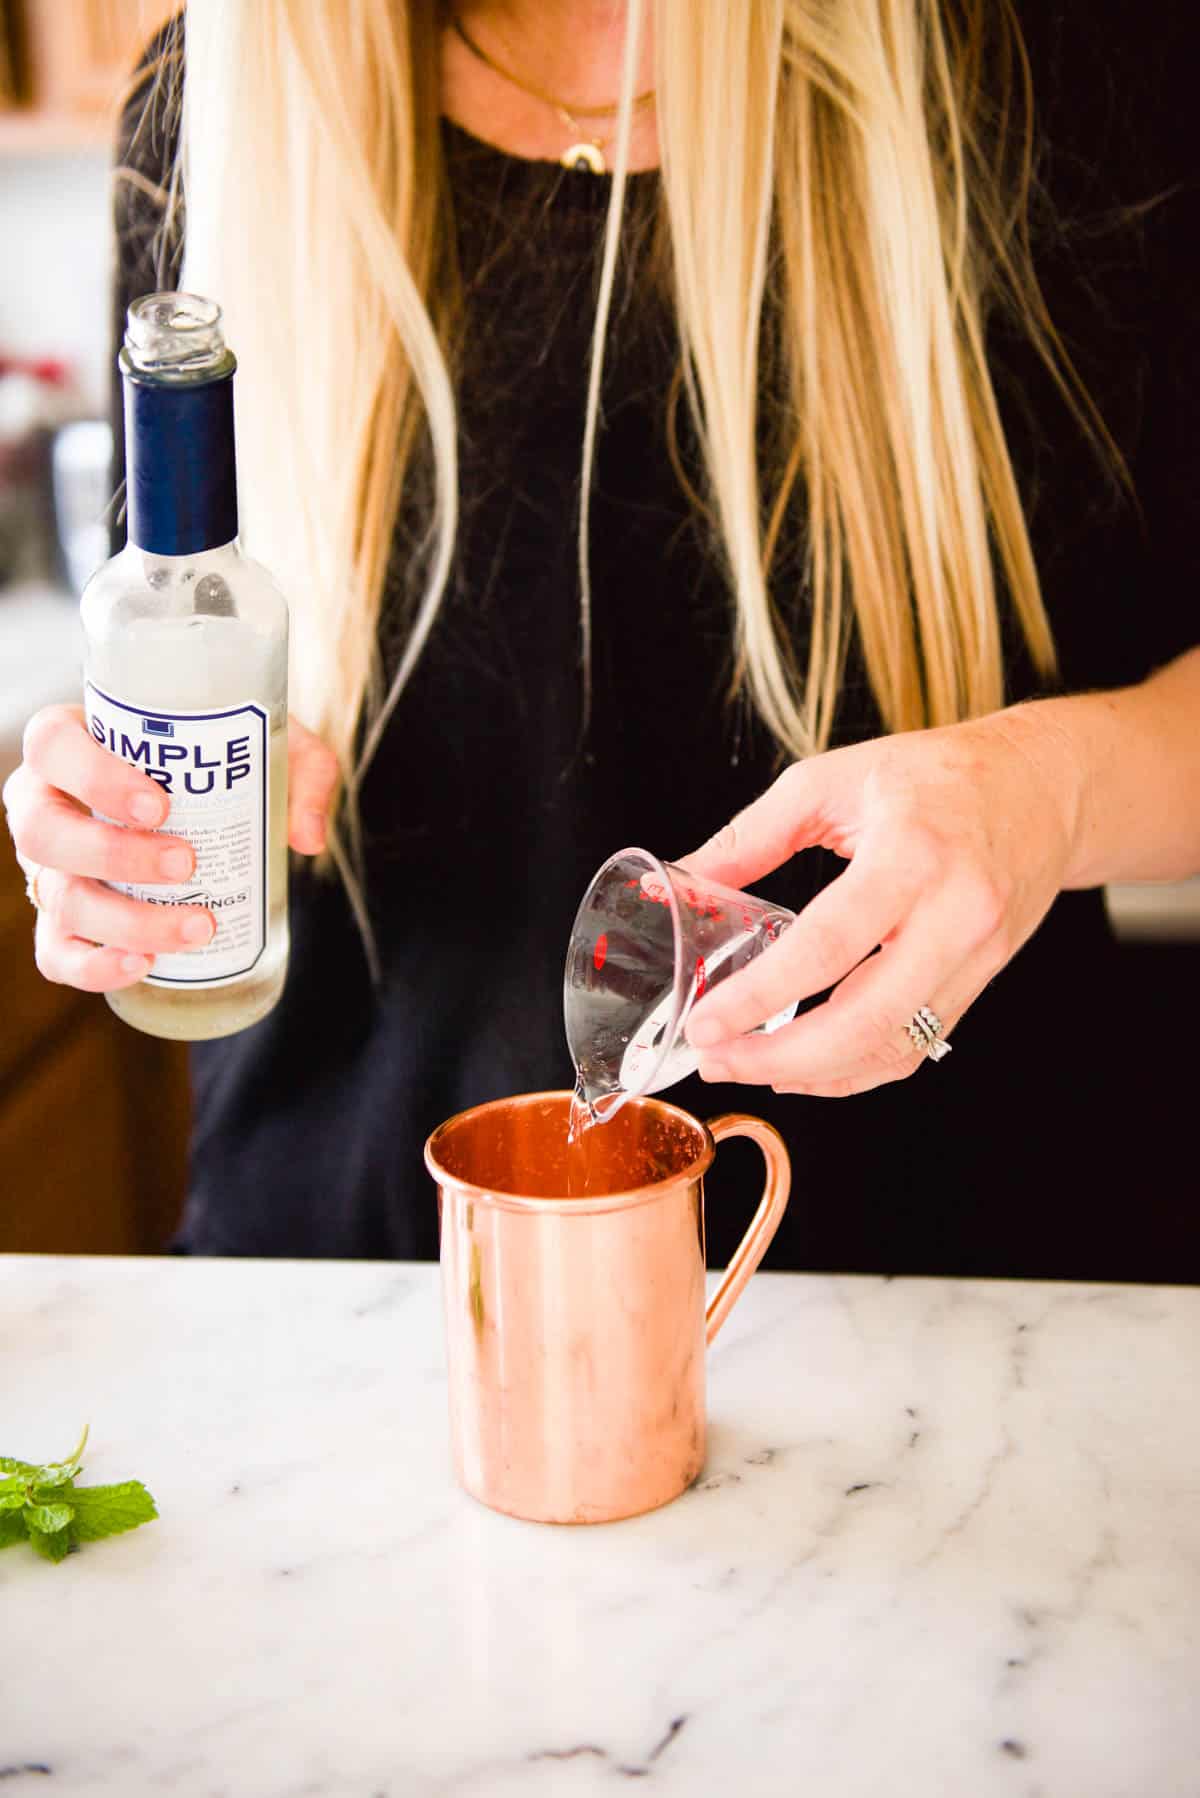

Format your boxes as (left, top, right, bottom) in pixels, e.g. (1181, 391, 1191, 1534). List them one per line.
(0, 841, 190, 1252)
(0, 0, 174, 152)
(0, 3, 189, 1241)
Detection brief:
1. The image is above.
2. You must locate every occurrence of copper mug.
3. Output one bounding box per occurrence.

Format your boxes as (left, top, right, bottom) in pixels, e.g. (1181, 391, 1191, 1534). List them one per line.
(424, 1091, 790, 1524)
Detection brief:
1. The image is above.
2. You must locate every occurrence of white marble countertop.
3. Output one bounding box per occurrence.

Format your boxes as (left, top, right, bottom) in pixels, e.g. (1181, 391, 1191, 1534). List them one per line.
(2, 1255, 1198, 1796)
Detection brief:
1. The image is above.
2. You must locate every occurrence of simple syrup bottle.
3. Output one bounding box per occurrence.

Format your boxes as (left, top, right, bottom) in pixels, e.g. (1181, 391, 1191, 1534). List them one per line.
(81, 291, 289, 1040)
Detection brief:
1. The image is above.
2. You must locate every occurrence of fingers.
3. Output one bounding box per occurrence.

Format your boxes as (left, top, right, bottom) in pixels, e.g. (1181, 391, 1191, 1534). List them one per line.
(7, 701, 272, 1000)
(34, 911, 154, 993)
(686, 844, 915, 1048)
(693, 945, 941, 1091)
(676, 757, 846, 892)
(34, 866, 214, 956)
(22, 853, 215, 996)
(695, 903, 995, 1096)
(287, 715, 339, 855)
(5, 769, 195, 885)
(754, 971, 988, 1099)
(21, 704, 170, 827)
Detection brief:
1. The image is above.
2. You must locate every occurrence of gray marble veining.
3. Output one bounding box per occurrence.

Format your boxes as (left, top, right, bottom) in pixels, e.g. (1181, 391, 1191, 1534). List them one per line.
(3, 1255, 1198, 1795)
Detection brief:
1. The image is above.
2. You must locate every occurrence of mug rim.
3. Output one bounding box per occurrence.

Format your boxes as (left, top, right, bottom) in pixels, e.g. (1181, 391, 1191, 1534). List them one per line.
(423, 1088, 716, 1215)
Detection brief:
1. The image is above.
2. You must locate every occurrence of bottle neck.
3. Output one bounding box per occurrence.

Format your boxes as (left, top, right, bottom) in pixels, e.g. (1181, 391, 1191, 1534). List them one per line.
(123, 366, 239, 557)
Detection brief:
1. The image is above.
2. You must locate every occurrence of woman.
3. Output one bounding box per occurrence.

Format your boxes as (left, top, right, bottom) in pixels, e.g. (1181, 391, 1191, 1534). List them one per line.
(5, 2, 1198, 1278)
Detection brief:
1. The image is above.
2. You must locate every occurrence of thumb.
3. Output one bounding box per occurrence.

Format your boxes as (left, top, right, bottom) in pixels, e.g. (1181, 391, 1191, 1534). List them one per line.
(286, 715, 339, 855)
(675, 758, 828, 890)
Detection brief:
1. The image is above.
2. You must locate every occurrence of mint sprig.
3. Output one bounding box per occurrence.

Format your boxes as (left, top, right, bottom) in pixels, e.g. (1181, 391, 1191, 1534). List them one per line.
(0, 1427, 157, 1564)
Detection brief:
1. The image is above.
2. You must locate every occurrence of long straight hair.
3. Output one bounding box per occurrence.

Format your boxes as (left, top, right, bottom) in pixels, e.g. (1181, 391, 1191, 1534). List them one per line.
(133, 1, 1111, 964)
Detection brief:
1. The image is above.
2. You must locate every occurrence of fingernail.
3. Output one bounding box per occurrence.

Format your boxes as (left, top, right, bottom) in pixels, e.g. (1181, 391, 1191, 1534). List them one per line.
(120, 953, 151, 975)
(181, 913, 214, 945)
(688, 1014, 726, 1049)
(303, 810, 326, 849)
(129, 791, 165, 826)
(160, 847, 192, 881)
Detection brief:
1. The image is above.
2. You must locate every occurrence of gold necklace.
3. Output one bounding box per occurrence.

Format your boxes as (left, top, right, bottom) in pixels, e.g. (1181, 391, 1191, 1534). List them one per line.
(451, 11, 655, 175)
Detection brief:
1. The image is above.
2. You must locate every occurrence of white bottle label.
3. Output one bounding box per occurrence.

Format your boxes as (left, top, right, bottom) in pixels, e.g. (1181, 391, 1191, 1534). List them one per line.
(85, 682, 269, 989)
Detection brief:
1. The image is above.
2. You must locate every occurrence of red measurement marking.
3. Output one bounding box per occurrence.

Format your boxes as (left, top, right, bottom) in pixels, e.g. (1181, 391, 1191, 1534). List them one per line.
(695, 956, 707, 997)
(593, 933, 608, 971)
(680, 883, 723, 921)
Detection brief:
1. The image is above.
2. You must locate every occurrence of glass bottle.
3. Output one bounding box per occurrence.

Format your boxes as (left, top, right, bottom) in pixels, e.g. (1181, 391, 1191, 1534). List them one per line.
(81, 291, 289, 1041)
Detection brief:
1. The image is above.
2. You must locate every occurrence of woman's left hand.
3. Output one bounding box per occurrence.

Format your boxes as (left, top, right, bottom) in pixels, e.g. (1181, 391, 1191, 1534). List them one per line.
(679, 706, 1085, 1096)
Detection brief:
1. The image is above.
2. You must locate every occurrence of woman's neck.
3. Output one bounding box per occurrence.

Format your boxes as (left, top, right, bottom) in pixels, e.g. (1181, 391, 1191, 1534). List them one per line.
(440, 0, 660, 171)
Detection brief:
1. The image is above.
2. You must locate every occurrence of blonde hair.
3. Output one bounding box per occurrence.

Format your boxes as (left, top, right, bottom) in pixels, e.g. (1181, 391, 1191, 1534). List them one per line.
(133, 1, 1107, 963)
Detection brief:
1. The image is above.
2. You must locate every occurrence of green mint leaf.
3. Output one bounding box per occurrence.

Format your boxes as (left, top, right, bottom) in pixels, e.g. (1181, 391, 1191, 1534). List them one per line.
(27, 1523, 73, 1563)
(24, 1503, 75, 1534)
(0, 1425, 90, 1490)
(31, 1423, 91, 1489)
(1, 1432, 153, 1562)
(31, 1482, 77, 1506)
(32, 1464, 78, 1490)
(0, 1510, 28, 1550)
(68, 1481, 157, 1542)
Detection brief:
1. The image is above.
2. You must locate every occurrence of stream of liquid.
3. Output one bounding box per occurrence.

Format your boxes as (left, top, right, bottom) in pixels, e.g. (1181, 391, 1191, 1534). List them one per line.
(567, 1080, 596, 1148)
(565, 1076, 609, 1196)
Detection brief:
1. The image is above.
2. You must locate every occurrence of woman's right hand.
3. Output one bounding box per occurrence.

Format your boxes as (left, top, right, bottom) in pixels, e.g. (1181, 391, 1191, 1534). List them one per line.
(2, 705, 338, 994)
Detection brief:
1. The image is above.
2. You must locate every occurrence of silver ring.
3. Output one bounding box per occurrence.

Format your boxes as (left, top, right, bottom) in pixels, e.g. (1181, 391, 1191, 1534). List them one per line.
(24, 862, 46, 911)
(906, 1005, 952, 1063)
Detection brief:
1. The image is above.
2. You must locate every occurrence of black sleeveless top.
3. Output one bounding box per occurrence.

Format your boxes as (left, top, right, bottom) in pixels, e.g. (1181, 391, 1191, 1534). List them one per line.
(112, 5, 1198, 1280)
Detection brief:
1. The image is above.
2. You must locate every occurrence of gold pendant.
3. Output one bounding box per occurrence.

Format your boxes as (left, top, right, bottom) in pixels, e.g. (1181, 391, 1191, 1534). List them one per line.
(561, 141, 606, 175)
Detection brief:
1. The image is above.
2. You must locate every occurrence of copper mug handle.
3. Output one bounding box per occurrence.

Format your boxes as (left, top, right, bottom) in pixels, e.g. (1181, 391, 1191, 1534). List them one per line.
(704, 1113, 791, 1346)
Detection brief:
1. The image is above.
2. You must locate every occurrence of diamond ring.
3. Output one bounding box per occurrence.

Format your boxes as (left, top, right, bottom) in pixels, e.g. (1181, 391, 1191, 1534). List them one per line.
(906, 1005, 952, 1062)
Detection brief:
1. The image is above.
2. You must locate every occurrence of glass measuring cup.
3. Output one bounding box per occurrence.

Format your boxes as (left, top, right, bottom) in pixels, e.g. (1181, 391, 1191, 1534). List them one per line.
(564, 847, 798, 1125)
